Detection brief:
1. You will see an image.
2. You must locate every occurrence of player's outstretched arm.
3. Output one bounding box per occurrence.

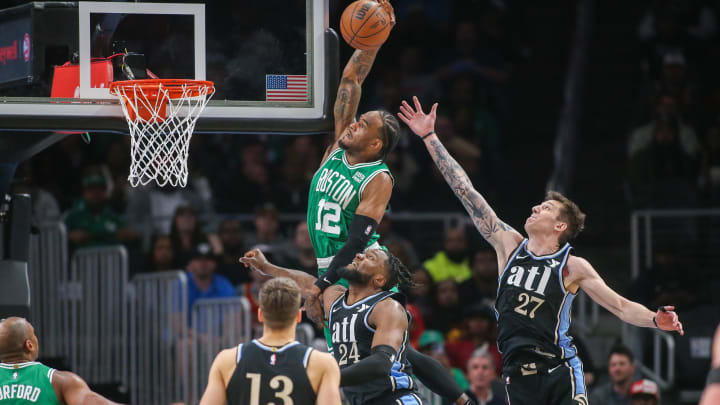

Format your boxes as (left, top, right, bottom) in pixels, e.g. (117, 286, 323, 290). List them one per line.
(308, 351, 342, 405)
(406, 348, 476, 405)
(241, 249, 318, 291)
(398, 97, 523, 257)
(568, 256, 684, 334)
(199, 348, 235, 405)
(53, 371, 123, 405)
(240, 249, 345, 327)
(325, 2, 395, 159)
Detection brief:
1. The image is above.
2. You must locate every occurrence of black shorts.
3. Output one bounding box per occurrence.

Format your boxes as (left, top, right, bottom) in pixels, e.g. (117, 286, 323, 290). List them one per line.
(503, 357, 588, 405)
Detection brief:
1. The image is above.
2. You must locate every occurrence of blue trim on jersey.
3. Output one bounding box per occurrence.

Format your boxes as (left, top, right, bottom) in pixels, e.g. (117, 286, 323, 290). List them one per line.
(328, 293, 346, 337)
(391, 361, 413, 391)
(343, 291, 385, 310)
(303, 347, 313, 368)
(554, 246, 577, 358)
(567, 356, 587, 396)
(251, 340, 301, 353)
(362, 292, 394, 333)
(236, 343, 243, 363)
(398, 393, 423, 405)
(523, 241, 571, 260)
(557, 293, 577, 358)
(497, 239, 528, 297)
(554, 244, 573, 295)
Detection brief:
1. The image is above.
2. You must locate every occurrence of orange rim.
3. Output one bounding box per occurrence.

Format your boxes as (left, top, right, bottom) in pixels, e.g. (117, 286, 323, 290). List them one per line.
(109, 79, 215, 99)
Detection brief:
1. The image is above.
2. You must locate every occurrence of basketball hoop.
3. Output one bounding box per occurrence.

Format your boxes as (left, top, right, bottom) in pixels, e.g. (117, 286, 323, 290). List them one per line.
(109, 79, 215, 187)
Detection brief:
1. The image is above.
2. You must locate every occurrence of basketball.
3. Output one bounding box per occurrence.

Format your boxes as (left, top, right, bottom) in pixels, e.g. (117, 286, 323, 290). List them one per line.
(340, 0, 393, 50)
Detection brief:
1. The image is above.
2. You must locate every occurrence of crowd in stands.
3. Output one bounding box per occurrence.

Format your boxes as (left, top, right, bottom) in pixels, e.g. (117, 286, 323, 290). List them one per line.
(9, 0, 720, 402)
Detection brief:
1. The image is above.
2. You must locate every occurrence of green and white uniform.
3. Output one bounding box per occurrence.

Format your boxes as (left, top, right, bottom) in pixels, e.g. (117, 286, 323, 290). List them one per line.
(307, 148, 393, 351)
(0, 362, 60, 404)
(307, 148, 393, 279)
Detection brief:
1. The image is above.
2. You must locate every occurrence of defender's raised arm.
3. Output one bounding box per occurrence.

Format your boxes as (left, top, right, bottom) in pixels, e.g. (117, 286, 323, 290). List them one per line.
(398, 97, 523, 263)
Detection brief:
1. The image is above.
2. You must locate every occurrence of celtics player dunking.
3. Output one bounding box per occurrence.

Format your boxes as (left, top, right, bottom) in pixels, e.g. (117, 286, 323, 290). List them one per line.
(0, 317, 121, 405)
(304, 0, 400, 328)
(399, 97, 684, 405)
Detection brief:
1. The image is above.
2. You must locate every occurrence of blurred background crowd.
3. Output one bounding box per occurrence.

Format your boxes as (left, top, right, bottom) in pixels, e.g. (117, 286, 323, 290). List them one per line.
(7, 0, 720, 403)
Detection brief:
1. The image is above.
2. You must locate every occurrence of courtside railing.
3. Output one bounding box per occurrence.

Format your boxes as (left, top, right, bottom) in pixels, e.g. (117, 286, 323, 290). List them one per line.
(129, 271, 190, 405)
(624, 209, 720, 388)
(190, 297, 252, 404)
(66, 245, 129, 386)
(28, 222, 68, 358)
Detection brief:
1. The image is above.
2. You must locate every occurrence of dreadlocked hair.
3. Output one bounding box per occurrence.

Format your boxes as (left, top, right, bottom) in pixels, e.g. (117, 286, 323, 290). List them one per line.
(382, 251, 415, 291)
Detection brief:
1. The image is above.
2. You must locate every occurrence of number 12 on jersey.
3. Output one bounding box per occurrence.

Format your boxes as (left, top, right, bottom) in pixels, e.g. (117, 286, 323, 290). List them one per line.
(315, 198, 341, 235)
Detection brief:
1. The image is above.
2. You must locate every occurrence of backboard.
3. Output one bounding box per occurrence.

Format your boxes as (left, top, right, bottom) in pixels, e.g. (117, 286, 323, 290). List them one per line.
(0, 0, 338, 135)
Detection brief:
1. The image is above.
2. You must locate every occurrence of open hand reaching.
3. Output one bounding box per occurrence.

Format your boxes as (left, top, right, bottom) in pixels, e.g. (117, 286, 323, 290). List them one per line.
(398, 96, 438, 138)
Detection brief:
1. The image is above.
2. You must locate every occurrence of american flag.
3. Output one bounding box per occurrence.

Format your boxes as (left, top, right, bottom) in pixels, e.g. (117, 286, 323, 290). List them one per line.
(266, 74, 308, 101)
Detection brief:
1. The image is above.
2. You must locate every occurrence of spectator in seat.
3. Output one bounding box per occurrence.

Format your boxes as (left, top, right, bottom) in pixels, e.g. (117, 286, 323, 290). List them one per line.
(125, 183, 214, 250)
(425, 279, 463, 334)
(408, 267, 435, 318)
(418, 330, 469, 393)
(459, 248, 498, 307)
(275, 221, 317, 275)
(465, 350, 507, 405)
(244, 203, 291, 264)
(590, 345, 638, 405)
(170, 204, 219, 268)
(65, 171, 139, 249)
(185, 242, 235, 317)
(629, 379, 660, 405)
(377, 216, 420, 268)
(11, 163, 60, 223)
(423, 226, 472, 283)
(147, 234, 175, 272)
(215, 218, 250, 287)
(445, 303, 501, 375)
(627, 94, 701, 208)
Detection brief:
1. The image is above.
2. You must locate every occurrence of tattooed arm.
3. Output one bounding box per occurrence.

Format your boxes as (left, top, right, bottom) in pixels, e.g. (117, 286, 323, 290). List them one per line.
(321, 48, 380, 162)
(398, 97, 523, 264)
(326, 0, 395, 159)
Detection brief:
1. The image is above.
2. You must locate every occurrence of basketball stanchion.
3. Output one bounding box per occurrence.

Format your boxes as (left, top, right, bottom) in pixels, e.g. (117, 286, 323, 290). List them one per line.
(109, 79, 215, 187)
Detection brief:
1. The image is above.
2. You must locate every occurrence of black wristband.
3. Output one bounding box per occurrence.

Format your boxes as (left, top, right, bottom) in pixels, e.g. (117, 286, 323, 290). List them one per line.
(422, 131, 436, 139)
(652, 316, 659, 328)
(314, 277, 332, 292)
(708, 367, 720, 386)
(314, 214, 378, 292)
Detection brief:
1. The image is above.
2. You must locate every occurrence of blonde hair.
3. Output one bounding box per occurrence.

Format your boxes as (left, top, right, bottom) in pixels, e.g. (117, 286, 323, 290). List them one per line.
(258, 278, 302, 329)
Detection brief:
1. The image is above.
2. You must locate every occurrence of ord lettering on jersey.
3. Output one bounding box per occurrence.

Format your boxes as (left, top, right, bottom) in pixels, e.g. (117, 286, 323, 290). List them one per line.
(0, 384, 41, 402)
(314, 168, 358, 210)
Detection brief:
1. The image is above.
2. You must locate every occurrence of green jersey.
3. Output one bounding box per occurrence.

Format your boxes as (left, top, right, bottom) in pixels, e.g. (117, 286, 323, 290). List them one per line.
(307, 148, 393, 269)
(0, 362, 60, 404)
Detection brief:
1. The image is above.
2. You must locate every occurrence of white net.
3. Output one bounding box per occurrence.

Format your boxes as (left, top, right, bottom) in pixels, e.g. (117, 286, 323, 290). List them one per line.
(111, 80, 215, 187)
